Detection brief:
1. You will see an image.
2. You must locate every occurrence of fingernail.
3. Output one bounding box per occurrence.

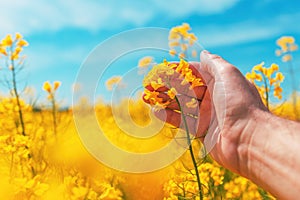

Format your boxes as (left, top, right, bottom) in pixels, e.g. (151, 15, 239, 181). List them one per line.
(202, 50, 210, 54)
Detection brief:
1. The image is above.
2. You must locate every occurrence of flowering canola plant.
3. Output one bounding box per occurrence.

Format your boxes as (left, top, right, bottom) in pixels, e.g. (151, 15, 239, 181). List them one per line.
(0, 28, 286, 199)
(143, 59, 204, 111)
(246, 62, 284, 109)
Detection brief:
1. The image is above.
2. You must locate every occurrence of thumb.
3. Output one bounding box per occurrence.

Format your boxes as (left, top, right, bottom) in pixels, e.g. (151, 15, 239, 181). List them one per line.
(200, 50, 239, 82)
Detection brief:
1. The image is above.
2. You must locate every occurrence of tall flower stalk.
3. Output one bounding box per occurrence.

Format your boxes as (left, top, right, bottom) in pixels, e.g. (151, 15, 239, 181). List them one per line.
(0, 33, 28, 135)
(143, 59, 205, 199)
(275, 36, 299, 119)
(246, 62, 284, 110)
(43, 81, 61, 136)
(175, 96, 203, 199)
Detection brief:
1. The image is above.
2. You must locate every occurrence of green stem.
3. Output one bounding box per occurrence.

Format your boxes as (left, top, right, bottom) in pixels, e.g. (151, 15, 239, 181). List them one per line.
(10, 46, 26, 136)
(261, 74, 269, 110)
(175, 96, 203, 200)
(51, 93, 57, 136)
(10, 44, 36, 177)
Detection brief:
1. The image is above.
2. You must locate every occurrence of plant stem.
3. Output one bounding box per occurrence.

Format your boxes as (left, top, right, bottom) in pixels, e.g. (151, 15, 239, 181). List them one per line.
(260, 73, 269, 110)
(51, 94, 57, 136)
(175, 96, 203, 200)
(10, 47, 26, 136)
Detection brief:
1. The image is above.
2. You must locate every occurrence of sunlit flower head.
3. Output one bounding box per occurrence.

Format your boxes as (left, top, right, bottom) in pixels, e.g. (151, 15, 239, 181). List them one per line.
(1, 34, 13, 47)
(43, 81, 52, 93)
(53, 81, 61, 90)
(138, 56, 154, 68)
(15, 32, 22, 40)
(276, 36, 295, 52)
(106, 76, 122, 91)
(168, 23, 198, 58)
(167, 87, 177, 99)
(0, 33, 28, 62)
(43, 81, 61, 94)
(17, 39, 29, 47)
(275, 36, 298, 63)
(246, 62, 284, 106)
(186, 98, 198, 108)
(143, 59, 204, 111)
(282, 54, 292, 62)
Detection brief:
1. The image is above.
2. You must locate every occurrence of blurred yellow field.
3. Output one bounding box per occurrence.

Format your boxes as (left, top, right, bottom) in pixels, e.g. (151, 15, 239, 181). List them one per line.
(0, 12, 300, 199)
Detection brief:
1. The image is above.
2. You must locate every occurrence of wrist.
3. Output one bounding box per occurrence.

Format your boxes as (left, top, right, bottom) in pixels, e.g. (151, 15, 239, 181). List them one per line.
(238, 106, 300, 198)
(236, 106, 272, 178)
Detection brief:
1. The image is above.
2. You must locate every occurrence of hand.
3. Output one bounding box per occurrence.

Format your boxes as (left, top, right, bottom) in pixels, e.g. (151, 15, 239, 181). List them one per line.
(148, 50, 268, 175)
(143, 51, 300, 199)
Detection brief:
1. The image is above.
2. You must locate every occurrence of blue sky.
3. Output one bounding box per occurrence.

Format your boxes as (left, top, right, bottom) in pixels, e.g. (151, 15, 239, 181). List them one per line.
(0, 0, 299, 106)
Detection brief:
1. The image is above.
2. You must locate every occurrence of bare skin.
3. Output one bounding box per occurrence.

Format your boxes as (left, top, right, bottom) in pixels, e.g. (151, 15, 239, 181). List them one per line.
(146, 50, 300, 199)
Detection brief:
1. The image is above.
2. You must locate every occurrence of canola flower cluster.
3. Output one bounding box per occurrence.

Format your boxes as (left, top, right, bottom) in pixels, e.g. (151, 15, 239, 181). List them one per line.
(246, 62, 284, 108)
(169, 23, 198, 59)
(105, 76, 122, 91)
(0, 95, 277, 199)
(0, 28, 291, 199)
(43, 81, 61, 99)
(143, 59, 204, 110)
(224, 176, 263, 199)
(0, 33, 28, 61)
(275, 36, 298, 62)
(163, 161, 224, 200)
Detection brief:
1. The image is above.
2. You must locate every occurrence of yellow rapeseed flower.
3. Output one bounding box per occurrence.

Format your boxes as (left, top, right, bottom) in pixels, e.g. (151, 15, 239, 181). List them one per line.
(17, 39, 29, 47)
(167, 87, 177, 99)
(53, 81, 61, 90)
(186, 98, 197, 108)
(282, 54, 292, 62)
(168, 23, 198, 59)
(43, 81, 52, 93)
(143, 89, 164, 106)
(253, 62, 264, 71)
(169, 49, 177, 56)
(275, 72, 284, 82)
(178, 52, 185, 59)
(274, 85, 283, 99)
(275, 36, 298, 63)
(106, 76, 122, 91)
(15, 32, 23, 40)
(0, 46, 7, 56)
(138, 56, 153, 68)
(1, 34, 13, 47)
(275, 49, 282, 56)
(246, 62, 284, 106)
(276, 36, 295, 52)
(150, 77, 164, 90)
(290, 44, 298, 51)
(270, 63, 279, 71)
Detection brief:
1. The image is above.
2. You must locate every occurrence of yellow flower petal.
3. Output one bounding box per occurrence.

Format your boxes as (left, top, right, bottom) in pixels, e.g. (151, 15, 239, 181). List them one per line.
(43, 81, 52, 93)
(106, 76, 122, 91)
(15, 32, 23, 40)
(1, 34, 13, 46)
(53, 81, 61, 90)
(169, 49, 177, 56)
(186, 98, 198, 108)
(138, 56, 153, 68)
(282, 54, 292, 62)
(17, 39, 29, 47)
(167, 88, 177, 99)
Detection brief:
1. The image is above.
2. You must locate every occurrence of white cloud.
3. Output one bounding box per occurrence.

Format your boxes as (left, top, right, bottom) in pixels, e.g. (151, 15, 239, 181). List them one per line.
(197, 13, 300, 48)
(154, 0, 239, 16)
(0, 0, 240, 36)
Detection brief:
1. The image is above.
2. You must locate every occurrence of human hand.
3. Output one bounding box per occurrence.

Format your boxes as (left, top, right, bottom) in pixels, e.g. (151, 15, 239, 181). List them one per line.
(145, 50, 268, 175)
(143, 50, 300, 198)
